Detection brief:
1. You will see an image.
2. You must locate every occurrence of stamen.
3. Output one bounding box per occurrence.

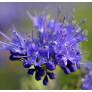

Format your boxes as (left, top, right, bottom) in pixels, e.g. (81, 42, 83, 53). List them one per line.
(80, 63, 87, 65)
(26, 10, 34, 22)
(13, 55, 28, 58)
(12, 29, 23, 40)
(0, 31, 11, 41)
(0, 41, 23, 48)
(74, 30, 83, 37)
(32, 28, 34, 40)
(12, 27, 25, 47)
(0, 41, 11, 46)
(48, 51, 49, 59)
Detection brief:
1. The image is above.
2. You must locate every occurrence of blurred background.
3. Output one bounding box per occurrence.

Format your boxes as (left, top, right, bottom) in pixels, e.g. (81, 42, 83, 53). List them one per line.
(0, 2, 92, 90)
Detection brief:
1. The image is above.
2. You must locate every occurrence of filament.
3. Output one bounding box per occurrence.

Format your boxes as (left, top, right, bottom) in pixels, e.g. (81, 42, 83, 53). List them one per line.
(0, 31, 11, 41)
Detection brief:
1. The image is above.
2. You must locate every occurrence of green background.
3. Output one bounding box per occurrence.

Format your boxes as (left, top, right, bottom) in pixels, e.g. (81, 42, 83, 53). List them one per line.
(0, 3, 92, 90)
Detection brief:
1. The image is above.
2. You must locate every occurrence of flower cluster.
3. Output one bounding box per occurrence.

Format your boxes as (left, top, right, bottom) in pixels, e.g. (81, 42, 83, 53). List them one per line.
(0, 11, 87, 85)
(81, 62, 92, 90)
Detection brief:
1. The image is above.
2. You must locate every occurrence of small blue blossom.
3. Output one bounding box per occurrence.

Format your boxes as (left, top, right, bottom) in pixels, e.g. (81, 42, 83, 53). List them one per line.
(43, 76, 48, 85)
(48, 72, 56, 79)
(81, 71, 92, 90)
(81, 62, 92, 90)
(28, 69, 35, 75)
(0, 11, 87, 86)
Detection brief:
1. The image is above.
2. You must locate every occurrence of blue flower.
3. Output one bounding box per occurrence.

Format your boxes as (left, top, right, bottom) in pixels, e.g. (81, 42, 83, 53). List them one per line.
(81, 71, 92, 90)
(0, 11, 87, 85)
(81, 62, 92, 90)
